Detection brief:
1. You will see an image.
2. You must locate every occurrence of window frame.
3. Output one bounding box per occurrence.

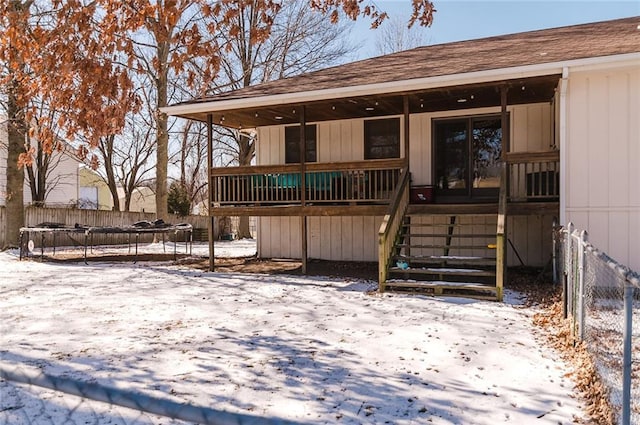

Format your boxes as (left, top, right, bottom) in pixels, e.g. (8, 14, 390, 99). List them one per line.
(285, 124, 317, 164)
(364, 117, 401, 160)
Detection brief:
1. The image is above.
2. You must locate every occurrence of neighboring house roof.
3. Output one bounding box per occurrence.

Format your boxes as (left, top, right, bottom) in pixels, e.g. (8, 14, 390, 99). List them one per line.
(164, 16, 640, 127)
(117, 186, 156, 213)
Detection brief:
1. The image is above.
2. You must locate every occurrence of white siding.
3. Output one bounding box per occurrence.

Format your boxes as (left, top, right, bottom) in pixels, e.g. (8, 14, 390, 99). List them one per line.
(258, 215, 382, 262)
(318, 119, 364, 162)
(0, 122, 79, 207)
(565, 65, 640, 271)
(22, 148, 79, 206)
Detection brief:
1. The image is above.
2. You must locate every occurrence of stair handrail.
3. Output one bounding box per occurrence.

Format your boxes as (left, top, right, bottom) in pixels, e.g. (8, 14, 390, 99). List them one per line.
(378, 167, 410, 291)
(495, 161, 508, 301)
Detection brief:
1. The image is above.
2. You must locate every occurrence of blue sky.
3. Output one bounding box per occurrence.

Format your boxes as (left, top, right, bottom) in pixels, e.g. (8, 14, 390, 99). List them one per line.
(350, 0, 640, 58)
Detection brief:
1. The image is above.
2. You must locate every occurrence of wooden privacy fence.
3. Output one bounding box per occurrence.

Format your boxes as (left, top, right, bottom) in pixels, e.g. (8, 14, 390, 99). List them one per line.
(0, 206, 214, 248)
(0, 207, 6, 249)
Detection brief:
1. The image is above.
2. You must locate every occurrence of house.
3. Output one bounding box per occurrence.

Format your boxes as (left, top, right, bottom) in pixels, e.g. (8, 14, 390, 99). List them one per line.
(163, 17, 640, 300)
(1, 117, 81, 208)
(117, 186, 156, 213)
(78, 165, 114, 210)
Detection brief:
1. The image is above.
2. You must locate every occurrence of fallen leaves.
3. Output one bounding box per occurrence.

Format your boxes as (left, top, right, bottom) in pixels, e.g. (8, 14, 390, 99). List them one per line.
(534, 301, 615, 425)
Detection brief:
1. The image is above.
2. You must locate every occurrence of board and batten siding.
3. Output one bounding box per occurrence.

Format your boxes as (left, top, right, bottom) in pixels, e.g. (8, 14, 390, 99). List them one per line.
(257, 215, 382, 261)
(565, 64, 640, 271)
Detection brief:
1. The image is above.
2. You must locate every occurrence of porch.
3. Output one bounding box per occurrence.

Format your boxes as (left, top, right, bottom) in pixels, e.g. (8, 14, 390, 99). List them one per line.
(209, 149, 558, 301)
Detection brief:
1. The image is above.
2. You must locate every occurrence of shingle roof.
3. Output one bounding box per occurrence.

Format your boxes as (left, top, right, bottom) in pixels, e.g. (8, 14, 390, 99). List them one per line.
(187, 16, 639, 105)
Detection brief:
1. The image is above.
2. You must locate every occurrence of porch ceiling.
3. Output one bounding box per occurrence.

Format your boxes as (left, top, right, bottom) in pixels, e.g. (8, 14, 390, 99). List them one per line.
(184, 74, 560, 129)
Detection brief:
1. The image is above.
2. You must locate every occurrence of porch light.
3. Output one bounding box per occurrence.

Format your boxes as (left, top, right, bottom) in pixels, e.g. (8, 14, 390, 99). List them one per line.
(255, 112, 259, 117)
(275, 116, 283, 120)
(457, 98, 467, 103)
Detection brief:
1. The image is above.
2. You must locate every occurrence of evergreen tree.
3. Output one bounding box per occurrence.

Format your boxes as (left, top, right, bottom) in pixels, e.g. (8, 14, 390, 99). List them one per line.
(167, 181, 191, 217)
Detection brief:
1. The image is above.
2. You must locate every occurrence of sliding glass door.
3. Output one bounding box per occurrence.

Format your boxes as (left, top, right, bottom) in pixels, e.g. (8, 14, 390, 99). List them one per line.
(434, 115, 503, 201)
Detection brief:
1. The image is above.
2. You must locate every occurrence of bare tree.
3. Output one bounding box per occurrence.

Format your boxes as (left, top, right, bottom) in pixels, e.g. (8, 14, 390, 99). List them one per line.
(210, 1, 356, 238)
(94, 105, 156, 212)
(374, 14, 430, 56)
(174, 119, 209, 213)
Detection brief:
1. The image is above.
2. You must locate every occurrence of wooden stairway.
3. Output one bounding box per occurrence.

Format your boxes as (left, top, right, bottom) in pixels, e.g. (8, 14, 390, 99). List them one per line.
(384, 213, 502, 300)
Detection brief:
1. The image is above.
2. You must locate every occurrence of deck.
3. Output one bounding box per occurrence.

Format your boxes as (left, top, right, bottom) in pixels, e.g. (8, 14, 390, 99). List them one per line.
(209, 151, 559, 217)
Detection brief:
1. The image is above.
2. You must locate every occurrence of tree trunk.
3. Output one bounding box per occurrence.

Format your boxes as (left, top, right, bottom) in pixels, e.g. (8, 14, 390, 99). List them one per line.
(155, 40, 169, 220)
(236, 132, 254, 239)
(4, 78, 26, 248)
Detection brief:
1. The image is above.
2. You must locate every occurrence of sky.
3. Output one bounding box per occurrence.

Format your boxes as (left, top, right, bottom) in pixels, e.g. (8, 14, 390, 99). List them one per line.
(350, 0, 640, 59)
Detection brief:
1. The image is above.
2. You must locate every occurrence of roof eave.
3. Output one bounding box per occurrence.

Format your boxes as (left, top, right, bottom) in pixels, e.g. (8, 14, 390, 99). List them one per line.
(162, 52, 640, 119)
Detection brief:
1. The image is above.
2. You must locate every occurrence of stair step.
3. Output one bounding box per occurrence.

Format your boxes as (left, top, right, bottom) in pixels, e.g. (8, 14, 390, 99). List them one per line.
(389, 267, 496, 277)
(386, 280, 497, 290)
(396, 244, 496, 250)
(402, 222, 495, 228)
(383, 280, 499, 300)
(401, 233, 496, 238)
(394, 255, 496, 266)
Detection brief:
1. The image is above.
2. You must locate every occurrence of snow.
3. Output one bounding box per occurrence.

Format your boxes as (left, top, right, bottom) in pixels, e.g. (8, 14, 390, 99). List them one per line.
(1, 241, 586, 424)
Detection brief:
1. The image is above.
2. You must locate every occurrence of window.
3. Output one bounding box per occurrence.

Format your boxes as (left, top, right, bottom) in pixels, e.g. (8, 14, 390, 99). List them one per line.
(364, 118, 400, 159)
(285, 125, 317, 163)
(433, 114, 503, 200)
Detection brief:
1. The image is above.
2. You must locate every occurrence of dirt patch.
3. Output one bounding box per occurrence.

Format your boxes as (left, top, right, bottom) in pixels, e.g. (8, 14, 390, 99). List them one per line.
(185, 256, 379, 281)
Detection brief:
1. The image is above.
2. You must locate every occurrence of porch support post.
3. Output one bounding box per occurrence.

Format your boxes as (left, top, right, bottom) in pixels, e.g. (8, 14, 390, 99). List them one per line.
(403, 95, 411, 259)
(206, 113, 215, 272)
(299, 106, 308, 274)
(496, 85, 510, 300)
(403, 95, 410, 164)
(500, 85, 509, 159)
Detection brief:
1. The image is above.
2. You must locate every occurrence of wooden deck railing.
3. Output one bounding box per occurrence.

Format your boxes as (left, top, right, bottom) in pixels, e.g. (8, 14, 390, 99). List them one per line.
(378, 167, 410, 291)
(210, 159, 404, 206)
(506, 150, 560, 202)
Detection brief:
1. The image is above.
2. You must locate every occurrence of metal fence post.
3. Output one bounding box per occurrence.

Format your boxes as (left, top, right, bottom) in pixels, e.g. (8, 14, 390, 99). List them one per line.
(622, 280, 632, 425)
(552, 217, 558, 285)
(577, 230, 588, 341)
(565, 223, 574, 322)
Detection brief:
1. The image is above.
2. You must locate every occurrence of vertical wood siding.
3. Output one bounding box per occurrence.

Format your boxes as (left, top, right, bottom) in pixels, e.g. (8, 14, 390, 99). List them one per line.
(258, 215, 382, 261)
(565, 65, 640, 271)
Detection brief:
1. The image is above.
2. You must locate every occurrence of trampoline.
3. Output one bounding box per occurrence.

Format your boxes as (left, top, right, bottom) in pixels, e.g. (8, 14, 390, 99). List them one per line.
(19, 221, 193, 264)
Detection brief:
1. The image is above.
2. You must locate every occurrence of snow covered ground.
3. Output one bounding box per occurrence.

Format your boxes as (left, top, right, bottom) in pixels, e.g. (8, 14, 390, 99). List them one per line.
(1, 241, 586, 424)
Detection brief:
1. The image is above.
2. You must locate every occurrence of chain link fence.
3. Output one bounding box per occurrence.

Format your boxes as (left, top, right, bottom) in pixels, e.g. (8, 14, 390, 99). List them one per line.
(0, 361, 299, 425)
(554, 223, 640, 425)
